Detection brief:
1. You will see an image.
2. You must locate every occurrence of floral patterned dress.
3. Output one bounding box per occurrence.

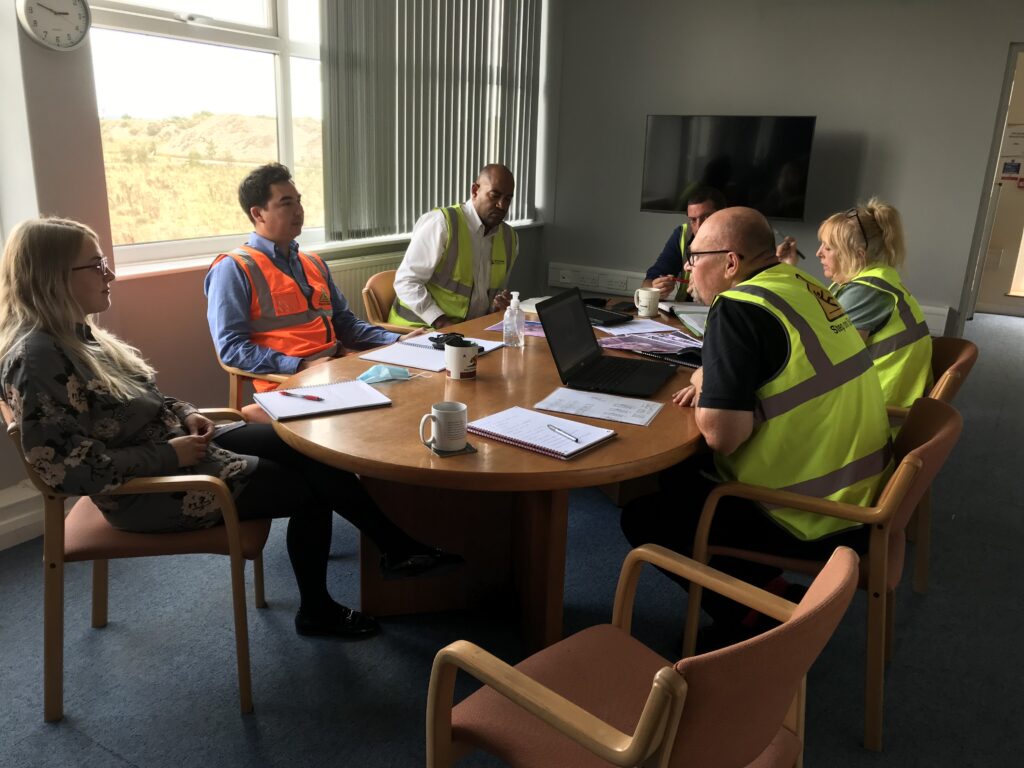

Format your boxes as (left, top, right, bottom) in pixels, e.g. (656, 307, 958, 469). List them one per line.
(1, 326, 256, 532)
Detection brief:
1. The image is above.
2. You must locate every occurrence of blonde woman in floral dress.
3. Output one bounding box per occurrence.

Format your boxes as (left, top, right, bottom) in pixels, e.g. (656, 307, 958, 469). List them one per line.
(0, 218, 459, 640)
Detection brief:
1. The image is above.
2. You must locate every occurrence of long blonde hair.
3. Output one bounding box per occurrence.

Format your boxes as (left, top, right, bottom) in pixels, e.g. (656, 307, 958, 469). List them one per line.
(0, 217, 156, 399)
(817, 197, 907, 283)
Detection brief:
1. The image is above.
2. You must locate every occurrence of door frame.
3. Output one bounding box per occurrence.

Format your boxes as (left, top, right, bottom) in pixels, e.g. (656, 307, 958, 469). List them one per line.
(958, 43, 1024, 329)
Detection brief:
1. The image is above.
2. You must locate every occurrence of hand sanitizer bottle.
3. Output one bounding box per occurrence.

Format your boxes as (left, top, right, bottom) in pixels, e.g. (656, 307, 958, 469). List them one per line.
(502, 291, 525, 348)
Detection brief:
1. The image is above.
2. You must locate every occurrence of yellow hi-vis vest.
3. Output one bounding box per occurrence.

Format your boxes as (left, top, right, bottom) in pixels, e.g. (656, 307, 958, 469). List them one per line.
(842, 265, 933, 411)
(388, 204, 518, 328)
(712, 264, 893, 541)
(670, 221, 692, 301)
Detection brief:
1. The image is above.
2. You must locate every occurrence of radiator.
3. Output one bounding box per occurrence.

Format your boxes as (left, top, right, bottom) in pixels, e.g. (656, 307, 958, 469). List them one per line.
(327, 252, 404, 321)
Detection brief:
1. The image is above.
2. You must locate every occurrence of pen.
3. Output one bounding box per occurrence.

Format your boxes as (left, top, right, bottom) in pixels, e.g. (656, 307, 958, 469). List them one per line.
(669, 275, 689, 283)
(280, 391, 324, 402)
(547, 423, 579, 443)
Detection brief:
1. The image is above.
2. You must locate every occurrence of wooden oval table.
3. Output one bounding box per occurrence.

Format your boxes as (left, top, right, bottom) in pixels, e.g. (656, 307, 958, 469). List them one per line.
(273, 311, 702, 650)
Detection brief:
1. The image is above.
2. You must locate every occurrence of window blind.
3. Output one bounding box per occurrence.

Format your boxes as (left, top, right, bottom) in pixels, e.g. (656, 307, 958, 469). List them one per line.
(322, 0, 541, 240)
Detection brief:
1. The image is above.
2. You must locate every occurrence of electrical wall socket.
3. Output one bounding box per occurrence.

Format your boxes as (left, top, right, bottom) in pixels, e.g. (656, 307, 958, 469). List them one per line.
(548, 262, 646, 297)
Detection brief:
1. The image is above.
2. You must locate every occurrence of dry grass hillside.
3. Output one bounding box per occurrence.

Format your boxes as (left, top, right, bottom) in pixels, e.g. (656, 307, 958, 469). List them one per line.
(100, 112, 324, 245)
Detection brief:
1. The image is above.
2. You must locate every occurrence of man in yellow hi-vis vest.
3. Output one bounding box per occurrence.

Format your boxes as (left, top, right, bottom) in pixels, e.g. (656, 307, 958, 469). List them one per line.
(621, 207, 891, 648)
(390, 164, 519, 329)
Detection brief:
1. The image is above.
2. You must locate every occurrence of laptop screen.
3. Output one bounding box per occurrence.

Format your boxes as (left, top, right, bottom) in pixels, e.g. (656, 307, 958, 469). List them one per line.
(536, 289, 602, 378)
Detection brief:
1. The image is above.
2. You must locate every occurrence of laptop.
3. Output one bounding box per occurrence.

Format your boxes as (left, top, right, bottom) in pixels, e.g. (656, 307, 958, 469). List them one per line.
(536, 288, 678, 397)
(583, 304, 633, 326)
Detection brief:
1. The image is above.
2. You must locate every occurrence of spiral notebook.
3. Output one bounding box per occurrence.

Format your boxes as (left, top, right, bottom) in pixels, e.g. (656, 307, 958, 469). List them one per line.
(253, 380, 391, 421)
(467, 406, 616, 460)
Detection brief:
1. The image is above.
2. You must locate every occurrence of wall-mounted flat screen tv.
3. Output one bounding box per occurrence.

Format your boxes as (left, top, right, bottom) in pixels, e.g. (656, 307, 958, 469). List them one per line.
(641, 115, 816, 221)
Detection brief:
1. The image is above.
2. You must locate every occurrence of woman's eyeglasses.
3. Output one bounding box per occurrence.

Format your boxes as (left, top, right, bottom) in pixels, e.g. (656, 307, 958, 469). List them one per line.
(846, 208, 870, 248)
(71, 256, 113, 276)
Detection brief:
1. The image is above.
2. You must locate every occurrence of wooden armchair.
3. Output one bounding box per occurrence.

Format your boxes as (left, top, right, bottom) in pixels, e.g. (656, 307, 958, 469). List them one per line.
(217, 359, 287, 423)
(427, 545, 859, 768)
(887, 336, 978, 593)
(682, 397, 963, 751)
(1, 402, 272, 722)
(362, 269, 416, 333)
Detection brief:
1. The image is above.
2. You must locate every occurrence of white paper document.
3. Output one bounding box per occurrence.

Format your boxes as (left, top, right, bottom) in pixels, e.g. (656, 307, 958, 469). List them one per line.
(359, 337, 504, 371)
(594, 318, 676, 336)
(534, 387, 664, 426)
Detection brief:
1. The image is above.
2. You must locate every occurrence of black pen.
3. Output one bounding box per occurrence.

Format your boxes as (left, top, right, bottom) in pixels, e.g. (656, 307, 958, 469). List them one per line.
(547, 423, 579, 443)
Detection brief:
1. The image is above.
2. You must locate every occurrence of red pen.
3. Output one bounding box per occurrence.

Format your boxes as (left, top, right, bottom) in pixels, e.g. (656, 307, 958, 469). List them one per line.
(669, 275, 689, 284)
(280, 391, 324, 402)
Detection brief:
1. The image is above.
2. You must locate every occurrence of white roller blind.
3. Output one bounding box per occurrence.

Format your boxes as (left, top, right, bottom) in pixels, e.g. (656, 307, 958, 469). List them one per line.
(322, 0, 540, 240)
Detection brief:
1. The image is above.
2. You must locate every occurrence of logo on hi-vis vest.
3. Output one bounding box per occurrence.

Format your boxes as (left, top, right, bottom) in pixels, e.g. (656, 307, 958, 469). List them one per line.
(317, 288, 331, 307)
(797, 275, 845, 321)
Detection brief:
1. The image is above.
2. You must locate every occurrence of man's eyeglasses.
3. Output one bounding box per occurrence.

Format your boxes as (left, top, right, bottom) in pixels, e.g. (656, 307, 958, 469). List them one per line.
(71, 256, 113, 277)
(846, 208, 870, 248)
(686, 248, 733, 269)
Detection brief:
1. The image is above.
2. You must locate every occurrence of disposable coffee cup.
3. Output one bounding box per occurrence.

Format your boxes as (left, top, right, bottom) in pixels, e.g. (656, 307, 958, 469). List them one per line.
(445, 339, 479, 380)
(419, 401, 468, 452)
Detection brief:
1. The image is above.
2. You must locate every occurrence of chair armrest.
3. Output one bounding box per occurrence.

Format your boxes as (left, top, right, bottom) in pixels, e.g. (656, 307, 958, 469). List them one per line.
(887, 405, 909, 426)
(219, 363, 289, 385)
(109, 475, 245, 543)
(702, 481, 885, 527)
(426, 640, 685, 768)
(198, 408, 245, 422)
(612, 545, 797, 629)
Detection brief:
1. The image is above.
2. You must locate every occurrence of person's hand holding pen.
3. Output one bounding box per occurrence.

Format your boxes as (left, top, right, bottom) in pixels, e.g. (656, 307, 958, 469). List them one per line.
(776, 236, 800, 266)
(671, 367, 704, 408)
(651, 274, 684, 299)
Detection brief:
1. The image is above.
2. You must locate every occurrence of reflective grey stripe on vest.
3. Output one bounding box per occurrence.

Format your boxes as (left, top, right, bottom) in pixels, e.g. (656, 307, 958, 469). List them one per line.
(429, 207, 473, 298)
(729, 284, 874, 423)
(391, 299, 425, 323)
(230, 248, 330, 333)
(854, 276, 930, 360)
(767, 441, 893, 504)
(493, 224, 516, 293)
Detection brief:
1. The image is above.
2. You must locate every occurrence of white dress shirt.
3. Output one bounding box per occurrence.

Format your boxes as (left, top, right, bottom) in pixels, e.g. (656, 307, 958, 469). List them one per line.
(393, 200, 509, 326)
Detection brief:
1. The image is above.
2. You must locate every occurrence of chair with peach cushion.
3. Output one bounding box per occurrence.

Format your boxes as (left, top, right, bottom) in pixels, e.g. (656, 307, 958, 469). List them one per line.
(362, 269, 414, 334)
(683, 397, 963, 751)
(426, 544, 859, 768)
(887, 336, 977, 593)
(0, 401, 272, 722)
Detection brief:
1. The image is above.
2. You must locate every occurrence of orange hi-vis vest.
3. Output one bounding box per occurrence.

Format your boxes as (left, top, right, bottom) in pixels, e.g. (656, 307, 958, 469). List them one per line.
(210, 246, 338, 392)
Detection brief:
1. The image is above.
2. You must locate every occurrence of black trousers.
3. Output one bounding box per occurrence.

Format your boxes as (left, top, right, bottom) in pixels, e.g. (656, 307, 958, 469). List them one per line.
(214, 424, 421, 611)
(620, 455, 869, 625)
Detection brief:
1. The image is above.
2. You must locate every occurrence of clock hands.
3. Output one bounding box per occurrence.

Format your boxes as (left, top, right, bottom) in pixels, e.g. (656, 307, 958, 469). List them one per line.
(37, 3, 70, 16)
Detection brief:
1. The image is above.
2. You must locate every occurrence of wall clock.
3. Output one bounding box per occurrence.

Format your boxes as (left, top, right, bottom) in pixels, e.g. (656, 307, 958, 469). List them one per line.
(16, 0, 92, 52)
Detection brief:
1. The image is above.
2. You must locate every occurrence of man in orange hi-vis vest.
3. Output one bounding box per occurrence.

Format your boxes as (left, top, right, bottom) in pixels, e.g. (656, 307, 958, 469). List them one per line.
(205, 163, 423, 396)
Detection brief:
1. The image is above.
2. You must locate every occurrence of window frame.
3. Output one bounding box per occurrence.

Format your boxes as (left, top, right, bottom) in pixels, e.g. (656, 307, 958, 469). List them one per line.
(91, 0, 324, 266)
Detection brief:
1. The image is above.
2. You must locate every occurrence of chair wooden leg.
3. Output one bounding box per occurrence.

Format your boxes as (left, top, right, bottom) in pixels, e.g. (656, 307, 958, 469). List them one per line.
(91, 559, 109, 628)
(42, 502, 65, 723)
(229, 557, 254, 713)
(863, 529, 888, 751)
(253, 554, 267, 609)
(912, 489, 932, 594)
(884, 589, 895, 664)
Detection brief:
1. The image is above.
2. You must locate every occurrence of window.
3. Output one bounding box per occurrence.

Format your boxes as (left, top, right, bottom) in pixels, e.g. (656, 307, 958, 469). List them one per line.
(91, 0, 322, 263)
(322, 0, 542, 240)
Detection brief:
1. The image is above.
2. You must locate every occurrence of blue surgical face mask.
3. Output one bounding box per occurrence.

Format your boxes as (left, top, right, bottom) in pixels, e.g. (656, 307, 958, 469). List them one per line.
(357, 364, 413, 384)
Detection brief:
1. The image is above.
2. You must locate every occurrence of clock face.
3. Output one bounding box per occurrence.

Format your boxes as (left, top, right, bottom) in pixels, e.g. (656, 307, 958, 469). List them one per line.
(16, 0, 92, 52)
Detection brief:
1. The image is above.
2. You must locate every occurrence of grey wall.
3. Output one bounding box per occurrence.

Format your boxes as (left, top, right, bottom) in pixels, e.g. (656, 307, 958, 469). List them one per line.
(544, 0, 1024, 315)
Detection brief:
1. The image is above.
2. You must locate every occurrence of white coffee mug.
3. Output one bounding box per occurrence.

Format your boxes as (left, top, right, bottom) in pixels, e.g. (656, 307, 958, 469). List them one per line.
(634, 287, 661, 318)
(419, 401, 468, 452)
(444, 340, 480, 380)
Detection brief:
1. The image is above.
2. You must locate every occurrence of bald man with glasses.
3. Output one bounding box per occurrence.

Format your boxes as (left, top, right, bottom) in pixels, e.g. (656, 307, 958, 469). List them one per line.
(621, 206, 890, 649)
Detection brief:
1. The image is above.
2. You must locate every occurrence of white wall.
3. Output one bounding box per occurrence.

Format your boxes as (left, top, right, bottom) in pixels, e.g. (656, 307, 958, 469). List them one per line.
(545, 0, 1024, 323)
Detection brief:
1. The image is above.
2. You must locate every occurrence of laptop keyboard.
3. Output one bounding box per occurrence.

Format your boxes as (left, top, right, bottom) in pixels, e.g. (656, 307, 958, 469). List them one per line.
(579, 358, 644, 387)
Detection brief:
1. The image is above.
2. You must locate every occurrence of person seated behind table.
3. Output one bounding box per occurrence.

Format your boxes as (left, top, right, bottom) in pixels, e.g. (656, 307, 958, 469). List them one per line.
(204, 163, 423, 403)
(0, 218, 461, 640)
(389, 164, 519, 329)
(816, 198, 932, 412)
(642, 186, 727, 301)
(621, 207, 892, 647)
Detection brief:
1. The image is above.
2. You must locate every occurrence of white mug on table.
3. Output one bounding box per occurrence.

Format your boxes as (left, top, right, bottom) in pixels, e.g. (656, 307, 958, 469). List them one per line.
(444, 339, 480, 380)
(634, 287, 660, 318)
(420, 401, 468, 452)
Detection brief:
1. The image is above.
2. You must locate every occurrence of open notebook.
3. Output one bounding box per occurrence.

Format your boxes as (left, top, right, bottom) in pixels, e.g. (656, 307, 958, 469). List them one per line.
(467, 406, 616, 460)
(253, 380, 391, 421)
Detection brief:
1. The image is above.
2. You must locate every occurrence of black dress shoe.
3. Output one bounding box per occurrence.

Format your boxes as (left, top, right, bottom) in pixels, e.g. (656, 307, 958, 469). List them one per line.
(379, 547, 465, 581)
(294, 604, 380, 639)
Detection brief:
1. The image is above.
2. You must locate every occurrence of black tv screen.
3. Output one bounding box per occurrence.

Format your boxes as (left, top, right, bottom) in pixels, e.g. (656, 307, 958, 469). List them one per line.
(641, 115, 816, 221)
